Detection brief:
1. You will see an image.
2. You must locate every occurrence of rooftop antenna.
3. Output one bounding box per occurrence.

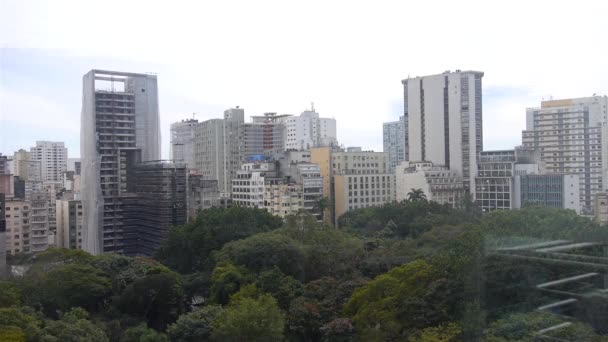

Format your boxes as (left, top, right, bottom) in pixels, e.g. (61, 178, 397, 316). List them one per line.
(192, 112, 196, 120)
(311, 102, 315, 112)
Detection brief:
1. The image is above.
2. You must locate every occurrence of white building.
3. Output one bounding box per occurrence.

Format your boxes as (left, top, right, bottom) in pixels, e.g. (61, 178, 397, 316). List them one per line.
(395, 161, 464, 206)
(81, 70, 161, 255)
(402, 70, 484, 193)
(231, 162, 276, 208)
(383, 116, 406, 172)
(522, 96, 608, 215)
(30, 141, 68, 183)
(283, 109, 337, 150)
(263, 180, 302, 218)
(170, 119, 198, 170)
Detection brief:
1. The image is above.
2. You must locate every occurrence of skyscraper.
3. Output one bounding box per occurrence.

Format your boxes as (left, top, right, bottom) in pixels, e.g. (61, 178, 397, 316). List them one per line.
(383, 116, 406, 172)
(522, 96, 608, 215)
(80, 70, 161, 254)
(402, 70, 483, 192)
(30, 141, 67, 183)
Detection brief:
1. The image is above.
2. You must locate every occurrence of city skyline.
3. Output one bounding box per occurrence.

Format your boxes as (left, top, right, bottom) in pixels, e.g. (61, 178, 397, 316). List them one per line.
(2, 1, 608, 158)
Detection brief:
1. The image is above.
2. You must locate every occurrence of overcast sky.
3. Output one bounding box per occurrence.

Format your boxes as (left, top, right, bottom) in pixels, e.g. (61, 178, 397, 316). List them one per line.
(1, 0, 607, 159)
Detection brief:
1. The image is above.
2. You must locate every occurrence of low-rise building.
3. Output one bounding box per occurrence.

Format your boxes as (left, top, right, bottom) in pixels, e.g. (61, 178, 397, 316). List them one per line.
(263, 179, 302, 218)
(595, 193, 608, 224)
(187, 174, 220, 220)
(515, 174, 580, 212)
(395, 161, 464, 206)
(334, 173, 395, 224)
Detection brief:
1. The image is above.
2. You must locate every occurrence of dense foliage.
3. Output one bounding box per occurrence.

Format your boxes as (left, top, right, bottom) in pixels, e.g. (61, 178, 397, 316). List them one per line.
(1, 205, 607, 341)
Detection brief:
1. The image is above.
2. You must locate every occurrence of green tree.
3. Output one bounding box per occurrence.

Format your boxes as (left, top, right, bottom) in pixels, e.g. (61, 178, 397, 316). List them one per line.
(344, 259, 450, 341)
(209, 263, 251, 305)
(212, 293, 285, 341)
(167, 305, 223, 342)
(313, 197, 332, 223)
(256, 267, 303, 310)
(156, 207, 283, 274)
(115, 272, 184, 330)
(0, 281, 22, 307)
(217, 232, 306, 280)
(0, 326, 25, 342)
(40, 308, 109, 342)
(408, 323, 461, 342)
(121, 323, 168, 342)
(0, 307, 41, 342)
(407, 188, 427, 203)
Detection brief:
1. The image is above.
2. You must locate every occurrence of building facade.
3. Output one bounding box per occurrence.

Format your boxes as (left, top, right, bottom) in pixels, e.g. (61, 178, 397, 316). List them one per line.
(283, 109, 337, 150)
(81, 69, 161, 254)
(395, 161, 464, 206)
(522, 96, 608, 215)
(383, 116, 406, 172)
(402, 70, 484, 192)
(30, 141, 68, 183)
(55, 198, 83, 249)
(595, 193, 608, 224)
(4, 199, 30, 255)
(187, 175, 220, 221)
(244, 113, 289, 158)
(170, 119, 198, 170)
(334, 173, 395, 224)
(516, 174, 580, 212)
(262, 180, 302, 218)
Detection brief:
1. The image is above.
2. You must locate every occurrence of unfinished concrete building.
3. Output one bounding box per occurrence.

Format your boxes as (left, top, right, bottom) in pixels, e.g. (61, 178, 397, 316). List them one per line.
(80, 70, 160, 254)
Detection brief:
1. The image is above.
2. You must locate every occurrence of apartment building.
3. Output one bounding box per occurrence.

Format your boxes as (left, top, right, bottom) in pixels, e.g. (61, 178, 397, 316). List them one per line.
(283, 109, 337, 150)
(4, 198, 30, 254)
(263, 179, 302, 218)
(244, 113, 289, 158)
(186, 175, 220, 221)
(402, 70, 484, 192)
(522, 96, 608, 215)
(56, 198, 83, 249)
(395, 161, 464, 206)
(30, 141, 67, 183)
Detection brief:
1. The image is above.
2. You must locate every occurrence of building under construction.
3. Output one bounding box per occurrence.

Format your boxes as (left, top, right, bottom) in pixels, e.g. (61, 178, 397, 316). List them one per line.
(123, 161, 187, 256)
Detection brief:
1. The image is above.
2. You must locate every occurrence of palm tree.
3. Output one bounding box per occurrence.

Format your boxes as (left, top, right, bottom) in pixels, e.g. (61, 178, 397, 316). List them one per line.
(407, 188, 427, 203)
(313, 196, 332, 223)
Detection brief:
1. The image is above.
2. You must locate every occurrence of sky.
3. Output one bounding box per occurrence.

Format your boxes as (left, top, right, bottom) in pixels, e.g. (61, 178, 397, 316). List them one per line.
(1, 0, 607, 159)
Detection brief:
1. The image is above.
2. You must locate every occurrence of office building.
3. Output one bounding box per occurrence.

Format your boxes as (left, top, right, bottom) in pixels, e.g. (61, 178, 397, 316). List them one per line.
(516, 174, 580, 212)
(244, 113, 289, 158)
(122, 161, 187, 256)
(187, 175, 220, 220)
(232, 162, 278, 208)
(81, 69, 161, 254)
(30, 141, 68, 183)
(170, 118, 198, 169)
(402, 70, 484, 192)
(55, 198, 83, 249)
(334, 173, 395, 224)
(383, 116, 406, 172)
(522, 96, 608, 215)
(283, 108, 337, 150)
(475, 149, 540, 212)
(395, 161, 464, 206)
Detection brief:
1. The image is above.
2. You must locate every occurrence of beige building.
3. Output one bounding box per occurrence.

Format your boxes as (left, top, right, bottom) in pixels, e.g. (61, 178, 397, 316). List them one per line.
(522, 96, 608, 215)
(334, 173, 395, 224)
(4, 199, 31, 254)
(263, 180, 302, 218)
(56, 198, 83, 249)
(395, 161, 464, 206)
(595, 193, 608, 224)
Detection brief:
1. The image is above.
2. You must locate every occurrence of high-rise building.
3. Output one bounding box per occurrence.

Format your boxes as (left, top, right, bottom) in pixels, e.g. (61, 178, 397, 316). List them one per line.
(395, 161, 464, 206)
(30, 141, 67, 183)
(13, 149, 41, 183)
(522, 96, 608, 215)
(244, 113, 289, 158)
(383, 116, 406, 172)
(67, 158, 81, 175)
(402, 70, 484, 192)
(0, 154, 8, 175)
(29, 191, 50, 252)
(170, 119, 198, 170)
(81, 70, 161, 254)
(55, 198, 83, 249)
(283, 108, 337, 150)
(122, 161, 187, 256)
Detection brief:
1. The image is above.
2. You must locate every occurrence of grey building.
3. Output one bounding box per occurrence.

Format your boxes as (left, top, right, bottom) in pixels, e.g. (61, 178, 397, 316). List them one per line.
(80, 70, 161, 255)
(244, 113, 289, 159)
(402, 70, 484, 192)
(30, 141, 67, 183)
(522, 96, 608, 215)
(187, 175, 220, 220)
(0, 194, 6, 279)
(170, 118, 198, 170)
(0, 154, 8, 175)
(56, 198, 83, 250)
(383, 116, 406, 172)
(123, 161, 187, 256)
